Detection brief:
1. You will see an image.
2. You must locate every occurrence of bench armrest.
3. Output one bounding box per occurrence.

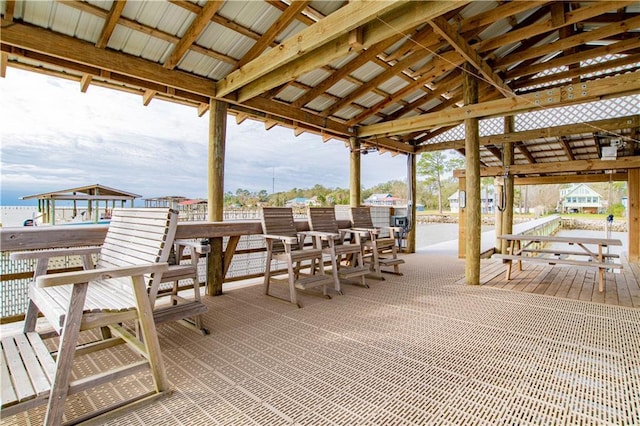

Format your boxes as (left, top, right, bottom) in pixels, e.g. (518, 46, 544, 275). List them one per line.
(10, 246, 101, 261)
(299, 231, 340, 240)
(35, 263, 169, 288)
(261, 234, 298, 244)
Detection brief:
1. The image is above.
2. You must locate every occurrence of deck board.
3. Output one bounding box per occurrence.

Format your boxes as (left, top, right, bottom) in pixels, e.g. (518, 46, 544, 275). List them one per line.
(478, 254, 639, 308)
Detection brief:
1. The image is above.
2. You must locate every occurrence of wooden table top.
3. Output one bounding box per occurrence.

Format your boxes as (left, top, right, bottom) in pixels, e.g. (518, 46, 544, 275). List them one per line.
(498, 234, 623, 246)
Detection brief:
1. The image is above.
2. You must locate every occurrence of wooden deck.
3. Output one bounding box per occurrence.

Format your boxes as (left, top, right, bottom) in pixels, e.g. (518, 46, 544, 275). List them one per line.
(2, 252, 640, 425)
(475, 253, 640, 308)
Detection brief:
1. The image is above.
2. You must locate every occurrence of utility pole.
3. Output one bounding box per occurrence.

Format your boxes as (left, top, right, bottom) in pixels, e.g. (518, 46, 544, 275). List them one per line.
(272, 167, 275, 194)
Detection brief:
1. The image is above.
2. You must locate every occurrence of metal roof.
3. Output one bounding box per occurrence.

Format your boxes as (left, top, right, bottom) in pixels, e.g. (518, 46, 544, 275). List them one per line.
(1, 0, 639, 176)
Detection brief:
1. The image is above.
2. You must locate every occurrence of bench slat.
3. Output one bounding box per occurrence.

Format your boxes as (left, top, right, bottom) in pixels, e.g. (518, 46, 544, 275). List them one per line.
(2, 336, 35, 403)
(1, 341, 19, 407)
(494, 254, 622, 269)
(14, 334, 51, 397)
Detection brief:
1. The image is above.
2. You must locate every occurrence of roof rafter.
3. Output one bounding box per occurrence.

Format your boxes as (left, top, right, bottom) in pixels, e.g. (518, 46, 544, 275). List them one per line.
(359, 72, 640, 138)
(236, 0, 311, 69)
(217, 1, 468, 101)
(428, 16, 513, 97)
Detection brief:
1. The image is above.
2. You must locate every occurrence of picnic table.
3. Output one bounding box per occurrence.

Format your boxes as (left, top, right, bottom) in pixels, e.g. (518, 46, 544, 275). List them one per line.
(494, 234, 623, 292)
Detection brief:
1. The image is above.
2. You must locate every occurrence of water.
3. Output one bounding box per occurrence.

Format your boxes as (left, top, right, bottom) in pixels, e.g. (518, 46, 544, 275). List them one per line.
(415, 223, 494, 247)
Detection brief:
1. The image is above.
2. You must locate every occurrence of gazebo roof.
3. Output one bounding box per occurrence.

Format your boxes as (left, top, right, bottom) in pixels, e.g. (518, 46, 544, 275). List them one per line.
(1, 1, 639, 175)
(21, 184, 141, 201)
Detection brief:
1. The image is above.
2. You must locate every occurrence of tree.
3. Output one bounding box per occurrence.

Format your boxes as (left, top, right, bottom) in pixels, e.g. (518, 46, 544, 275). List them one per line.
(417, 151, 464, 214)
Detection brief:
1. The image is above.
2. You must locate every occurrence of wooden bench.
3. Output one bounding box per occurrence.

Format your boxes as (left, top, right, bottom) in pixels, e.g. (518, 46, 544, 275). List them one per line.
(496, 233, 623, 292)
(2, 208, 176, 425)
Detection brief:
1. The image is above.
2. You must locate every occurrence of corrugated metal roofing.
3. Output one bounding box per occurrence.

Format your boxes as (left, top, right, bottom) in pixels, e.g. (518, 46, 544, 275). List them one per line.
(0, 0, 637, 166)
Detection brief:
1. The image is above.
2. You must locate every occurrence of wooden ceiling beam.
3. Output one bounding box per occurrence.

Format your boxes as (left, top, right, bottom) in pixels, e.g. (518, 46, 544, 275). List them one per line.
(454, 156, 640, 178)
(494, 14, 640, 70)
(236, 1, 311, 69)
(514, 173, 628, 185)
(163, 1, 223, 70)
(428, 16, 513, 97)
(516, 143, 536, 163)
(291, 33, 404, 109)
(359, 72, 640, 138)
(507, 36, 640, 81)
(478, 1, 635, 54)
(560, 136, 576, 161)
(321, 48, 433, 118)
(95, 0, 127, 49)
(218, 1, 468, 100)
(417, 115, 639, 152)
(1, 21, 217, 96)
(63, 0, 237, 65)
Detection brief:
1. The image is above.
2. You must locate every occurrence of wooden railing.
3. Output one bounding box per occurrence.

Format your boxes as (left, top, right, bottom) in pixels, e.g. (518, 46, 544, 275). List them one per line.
(0, 219, 354, 320)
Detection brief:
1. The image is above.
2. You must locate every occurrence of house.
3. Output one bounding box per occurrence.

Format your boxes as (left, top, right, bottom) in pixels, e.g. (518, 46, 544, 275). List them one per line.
(285, 197, 320, 208)
(364, 193, 405, 206)
(449, 188, 495, 214)
(560, 184, 604, 214)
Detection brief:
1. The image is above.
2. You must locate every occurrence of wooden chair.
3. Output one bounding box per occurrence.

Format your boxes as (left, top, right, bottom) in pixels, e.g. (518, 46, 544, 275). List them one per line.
(349, 206, 405, 279)
(2, 208, 177, 425)
(307, 207, 369, 293)
(261, 207, 334, 307)
(155, 239, 210, 335)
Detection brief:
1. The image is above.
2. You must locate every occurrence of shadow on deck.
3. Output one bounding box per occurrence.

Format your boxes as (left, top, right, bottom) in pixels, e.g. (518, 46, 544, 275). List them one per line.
(3, 252, 639, 425)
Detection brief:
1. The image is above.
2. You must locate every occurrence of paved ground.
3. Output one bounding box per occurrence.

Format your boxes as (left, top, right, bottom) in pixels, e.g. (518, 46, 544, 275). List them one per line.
(3, 253, 639, 425)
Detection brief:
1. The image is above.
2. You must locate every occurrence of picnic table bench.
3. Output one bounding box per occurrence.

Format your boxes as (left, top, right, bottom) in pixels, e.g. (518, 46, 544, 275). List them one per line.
(494, 234, 623, 292)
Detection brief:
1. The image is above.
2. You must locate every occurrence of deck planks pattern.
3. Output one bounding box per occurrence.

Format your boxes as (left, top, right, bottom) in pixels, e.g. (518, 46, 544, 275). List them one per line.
(478, 254, 640, 308)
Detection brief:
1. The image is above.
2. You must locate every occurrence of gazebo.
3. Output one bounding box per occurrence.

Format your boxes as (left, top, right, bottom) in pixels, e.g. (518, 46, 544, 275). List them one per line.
(1, 0, 638, 284)
(20, 183, 140, 225)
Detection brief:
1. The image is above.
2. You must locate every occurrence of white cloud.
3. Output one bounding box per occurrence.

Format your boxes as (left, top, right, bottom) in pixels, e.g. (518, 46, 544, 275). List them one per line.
(1, 68, 407, 204)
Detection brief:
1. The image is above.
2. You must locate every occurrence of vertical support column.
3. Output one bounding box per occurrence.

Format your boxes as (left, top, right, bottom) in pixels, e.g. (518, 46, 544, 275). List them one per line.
(207, 99, 227, 296)
(629, 168, 639, 262)
(502, 116, 515, 254)
(349, 136, 361, 207)
(458, 177, 466, 259)
(464, 63, 480, 285)
(407, 152, 416, 253)
(500, 116, 515, 254)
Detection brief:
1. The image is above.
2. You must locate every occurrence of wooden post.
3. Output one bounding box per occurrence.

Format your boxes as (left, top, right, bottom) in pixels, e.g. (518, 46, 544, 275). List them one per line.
(458, 177, 466, 259)
(464, 63, 480, 285)
(207, 98, 227, 296)
(502, 116, 515, 254)
(629, 168, 639, 262)
(407, 152, 416, 253)
(350, 136, 361, 206)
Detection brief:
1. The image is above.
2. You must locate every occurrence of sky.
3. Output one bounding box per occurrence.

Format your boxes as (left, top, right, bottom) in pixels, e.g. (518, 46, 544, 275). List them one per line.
(0, 68, 409, 206)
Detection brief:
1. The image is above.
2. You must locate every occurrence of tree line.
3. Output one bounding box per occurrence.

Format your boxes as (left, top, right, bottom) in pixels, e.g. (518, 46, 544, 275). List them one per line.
(223, 151, 628, 215)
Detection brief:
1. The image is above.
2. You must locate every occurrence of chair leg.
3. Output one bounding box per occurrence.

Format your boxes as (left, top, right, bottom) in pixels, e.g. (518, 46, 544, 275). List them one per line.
(264, 242, 273, 295)
(286, 258, 298, 307)
(23, 299, 39, 333)
(44, 283, 88, 425)
(329, 250, 342, 294)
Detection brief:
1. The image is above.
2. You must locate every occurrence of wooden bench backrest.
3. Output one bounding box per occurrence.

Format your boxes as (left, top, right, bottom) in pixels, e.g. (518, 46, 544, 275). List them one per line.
(308, 207, 339, 234)
(261, 207, 301, 253)
(96, 208, 178, 287)
(350, 207, 374, 229)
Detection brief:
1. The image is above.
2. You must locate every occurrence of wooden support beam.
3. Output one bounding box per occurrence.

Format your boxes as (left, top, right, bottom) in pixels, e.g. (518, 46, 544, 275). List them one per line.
(218, 1, 467, 101)
(142, 89, 155, 106)
(164, 1, 223, 70)
(1, 52, 8, 78)
(95, 0, 126, 49)
(501, 116, 515, 255)
(517, 143, 536, 164)
(560, 136, 576, 161)
(207, 99, 227, 296)
(428, 16, 513, 97)
(629, 168, 639, 262)
(454, 156, 640, 178)
(236, 1, 311, 68)
(463, 63, 480, 285)
(350, 137, 361, 207)
(359, 72, 640, 138)
(513, 173, 628, 185)
(2, 0, 15, 22)
(418, 115, 640, 152)
(197, 103, 209, 117)
(80, 73, 92, 93)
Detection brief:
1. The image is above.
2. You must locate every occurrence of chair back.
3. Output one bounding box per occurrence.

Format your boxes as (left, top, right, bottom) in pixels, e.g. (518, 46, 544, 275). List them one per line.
(96, 208, 178, 288)
(261, 207, 302, 253)
(350, 206, 375, 229)
(308, 207, 341, 248)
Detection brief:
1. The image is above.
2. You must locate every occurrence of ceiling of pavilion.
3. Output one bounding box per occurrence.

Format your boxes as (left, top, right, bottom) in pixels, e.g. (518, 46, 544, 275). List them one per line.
(1, 0, 639, 171)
